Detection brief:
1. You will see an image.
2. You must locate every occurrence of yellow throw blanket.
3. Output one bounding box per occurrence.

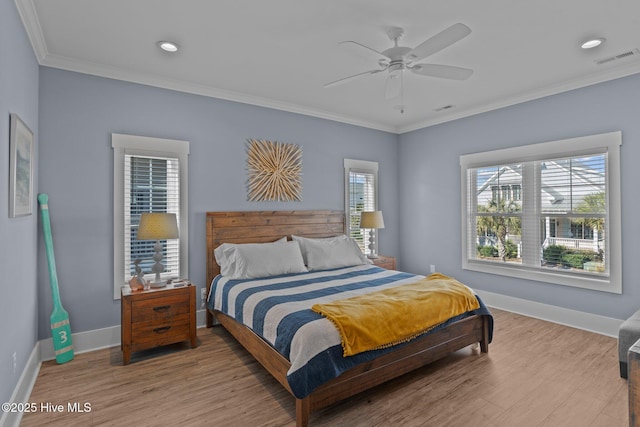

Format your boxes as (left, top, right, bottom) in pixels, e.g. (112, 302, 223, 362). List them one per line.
(311, 273, 480, 357)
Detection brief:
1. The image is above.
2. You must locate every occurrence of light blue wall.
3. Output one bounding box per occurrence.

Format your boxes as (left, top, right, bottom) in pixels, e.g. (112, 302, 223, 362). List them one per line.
(0, 0, 40, 406)
(398, 73, 640, 320)
(38, 67, 400, 337)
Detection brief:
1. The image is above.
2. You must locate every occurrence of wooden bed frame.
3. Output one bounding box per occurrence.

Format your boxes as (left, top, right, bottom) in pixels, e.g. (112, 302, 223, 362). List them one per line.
(206, 210, 490, 427)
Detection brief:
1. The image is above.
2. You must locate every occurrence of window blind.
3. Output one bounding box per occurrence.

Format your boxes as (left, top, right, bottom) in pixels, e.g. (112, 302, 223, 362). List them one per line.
(348, 170, 376, 254)
(123, 154, 181, 282)
(344, 159, 379, 256)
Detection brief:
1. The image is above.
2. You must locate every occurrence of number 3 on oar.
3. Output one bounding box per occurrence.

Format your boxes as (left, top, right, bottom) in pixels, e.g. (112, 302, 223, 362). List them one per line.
(38, 193, 74, 364)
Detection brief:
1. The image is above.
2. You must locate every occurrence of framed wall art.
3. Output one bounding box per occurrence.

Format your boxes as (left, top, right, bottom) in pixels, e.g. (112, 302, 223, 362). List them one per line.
(9, 113, 34, 217)
(246, 138, 302, 202)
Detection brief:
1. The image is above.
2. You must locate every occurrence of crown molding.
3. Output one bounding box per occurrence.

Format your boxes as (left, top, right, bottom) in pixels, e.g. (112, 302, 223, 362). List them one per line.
(15, 0, 640, 135)
(39, 52, 400, 134)
(37, 47, 640, 136)
(399, 61, 640, 134)
(14, 0, 47, 62)
(14, 0, 398, 133)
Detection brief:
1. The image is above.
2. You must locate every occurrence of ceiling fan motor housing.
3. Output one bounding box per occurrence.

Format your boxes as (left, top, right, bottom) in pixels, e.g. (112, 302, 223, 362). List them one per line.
(382, 46, 412, 62)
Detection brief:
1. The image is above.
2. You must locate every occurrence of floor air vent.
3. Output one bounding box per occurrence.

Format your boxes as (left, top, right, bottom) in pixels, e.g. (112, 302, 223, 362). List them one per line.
(595, 48, 640, 65)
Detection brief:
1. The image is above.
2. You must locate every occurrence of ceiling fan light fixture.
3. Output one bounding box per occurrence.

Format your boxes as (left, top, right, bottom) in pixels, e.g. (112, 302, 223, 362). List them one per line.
(157, 41, 179, 52)
(581, 38, 605, 49)
(388, 62, 405, 77)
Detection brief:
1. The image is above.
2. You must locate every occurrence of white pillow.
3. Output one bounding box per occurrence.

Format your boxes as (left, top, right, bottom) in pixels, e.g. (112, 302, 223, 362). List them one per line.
(292, 234, 349, 265)
(300, 236, 371, 271)
(214, 237, 286, 272)
(215, 238, 307, 279)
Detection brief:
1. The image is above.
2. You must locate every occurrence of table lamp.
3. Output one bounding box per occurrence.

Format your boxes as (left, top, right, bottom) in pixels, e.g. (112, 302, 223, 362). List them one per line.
(360, 211, 385, 259)
(136, 212, 179, 287)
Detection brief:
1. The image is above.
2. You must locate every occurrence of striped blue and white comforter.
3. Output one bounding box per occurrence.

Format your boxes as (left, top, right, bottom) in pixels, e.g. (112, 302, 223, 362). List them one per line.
(208, 264, 492, 398)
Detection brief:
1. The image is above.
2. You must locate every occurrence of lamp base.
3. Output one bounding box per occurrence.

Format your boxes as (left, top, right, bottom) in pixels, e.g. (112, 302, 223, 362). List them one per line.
(148, 281, 167, 288)
(149, 243, 166, 288)
(367, 230, 378, 259)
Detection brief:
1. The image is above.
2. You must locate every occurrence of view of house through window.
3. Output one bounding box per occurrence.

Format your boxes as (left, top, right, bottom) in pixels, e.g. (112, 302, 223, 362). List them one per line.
(474, 156, 606, 271)
(476, 163, 523, 264)
(461, 132, 621, 293)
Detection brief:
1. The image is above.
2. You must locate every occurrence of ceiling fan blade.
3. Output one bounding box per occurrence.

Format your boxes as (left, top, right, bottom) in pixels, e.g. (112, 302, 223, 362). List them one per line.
(323, 68, 385, 88)
(411, 63, 473, 80)
(384, 72, 402, 99)
(407, 23, 471, 62)
(339, 40, 390, 60)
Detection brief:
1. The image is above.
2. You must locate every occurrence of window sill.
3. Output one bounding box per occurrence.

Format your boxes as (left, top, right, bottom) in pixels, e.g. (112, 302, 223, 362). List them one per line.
(462, 259, 621, 294)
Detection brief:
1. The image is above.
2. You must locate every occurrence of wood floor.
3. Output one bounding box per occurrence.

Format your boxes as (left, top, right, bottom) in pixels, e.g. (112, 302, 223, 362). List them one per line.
(21, 309, 627, 426)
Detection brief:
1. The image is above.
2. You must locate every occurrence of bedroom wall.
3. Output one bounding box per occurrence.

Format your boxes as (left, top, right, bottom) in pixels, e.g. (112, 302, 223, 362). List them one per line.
(0, 0, 40, 407)
(398, 72, 640, 321)
(37, 67, 399, 338)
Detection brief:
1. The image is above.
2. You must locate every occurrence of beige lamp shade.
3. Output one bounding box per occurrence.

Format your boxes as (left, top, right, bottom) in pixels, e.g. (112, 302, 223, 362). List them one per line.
(360, 211, 385, 229)
(136, 212, 179, 240)
(136, 212, 179, 287)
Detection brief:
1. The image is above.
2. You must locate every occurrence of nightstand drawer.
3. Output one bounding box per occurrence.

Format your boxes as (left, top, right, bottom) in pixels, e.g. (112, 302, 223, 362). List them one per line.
(132, 293, 190, 323)
(131, 314, 191, 344)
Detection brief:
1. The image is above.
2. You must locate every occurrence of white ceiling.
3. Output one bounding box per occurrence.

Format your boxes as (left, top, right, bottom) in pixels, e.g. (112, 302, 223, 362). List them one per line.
(15, 0, 640, 134)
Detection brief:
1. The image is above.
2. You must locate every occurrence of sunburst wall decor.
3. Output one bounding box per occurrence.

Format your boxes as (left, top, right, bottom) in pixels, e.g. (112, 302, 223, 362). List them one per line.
(246, 138, 302, 202)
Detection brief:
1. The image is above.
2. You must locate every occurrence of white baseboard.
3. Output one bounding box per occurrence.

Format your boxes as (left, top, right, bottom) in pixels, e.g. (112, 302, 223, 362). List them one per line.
(39, 309, 209, 361)
(39, 324, 122, 361)
(32, 299, 624, 360)
(0, 343, 41, 427)
(2, 308, 209, 427)
(476, 289, 623, 338)
(196, 308, 208, 328)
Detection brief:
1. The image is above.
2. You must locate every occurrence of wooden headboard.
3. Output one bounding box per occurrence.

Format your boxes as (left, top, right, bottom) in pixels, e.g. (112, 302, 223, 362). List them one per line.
(206, 210, 345, 288)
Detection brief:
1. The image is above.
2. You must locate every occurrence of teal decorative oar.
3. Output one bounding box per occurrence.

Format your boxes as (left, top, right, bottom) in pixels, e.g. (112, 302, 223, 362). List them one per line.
(38, 193, 74, 364)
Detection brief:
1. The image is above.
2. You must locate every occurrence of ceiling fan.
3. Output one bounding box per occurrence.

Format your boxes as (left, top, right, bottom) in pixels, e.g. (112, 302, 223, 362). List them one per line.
(324, 23, 473, 112)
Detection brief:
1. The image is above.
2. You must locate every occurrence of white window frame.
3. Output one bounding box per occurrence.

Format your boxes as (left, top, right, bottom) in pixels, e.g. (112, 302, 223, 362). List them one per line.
(112, 134, 189, 299)
(460, 131, 622, 294)
(344, 159, 379, 255)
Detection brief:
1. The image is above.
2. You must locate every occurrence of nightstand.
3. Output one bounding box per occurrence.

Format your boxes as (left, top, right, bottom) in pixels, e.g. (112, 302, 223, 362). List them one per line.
(121, 283, 196, 365)
(372, 255, 396, 270)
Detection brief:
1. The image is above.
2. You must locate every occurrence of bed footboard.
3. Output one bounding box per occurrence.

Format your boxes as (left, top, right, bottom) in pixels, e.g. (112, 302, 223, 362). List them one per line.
(214, 308, 489, 427)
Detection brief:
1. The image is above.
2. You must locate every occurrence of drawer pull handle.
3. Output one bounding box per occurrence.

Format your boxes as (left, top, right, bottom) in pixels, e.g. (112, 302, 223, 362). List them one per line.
(153, 305, 170, 312)
(153, 326, 171, 334)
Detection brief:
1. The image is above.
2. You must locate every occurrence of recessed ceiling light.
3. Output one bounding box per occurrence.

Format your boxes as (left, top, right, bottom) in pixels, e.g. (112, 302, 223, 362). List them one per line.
(157, 41, 179, 52)
(581, 38, 605, 49)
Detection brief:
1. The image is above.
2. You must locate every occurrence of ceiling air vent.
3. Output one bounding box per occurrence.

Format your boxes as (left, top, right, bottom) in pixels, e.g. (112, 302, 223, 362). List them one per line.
(434, 105, 455, 112)
(595, 48, 640, 65)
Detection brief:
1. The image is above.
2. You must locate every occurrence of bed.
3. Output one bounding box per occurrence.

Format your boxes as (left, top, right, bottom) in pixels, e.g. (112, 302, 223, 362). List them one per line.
(206, 210, 492, 426)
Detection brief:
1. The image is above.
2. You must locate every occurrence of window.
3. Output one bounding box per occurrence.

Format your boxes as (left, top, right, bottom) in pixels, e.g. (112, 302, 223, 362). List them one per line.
(460, 132, 621, 293)
(112, 134, 189, 299)
(512, 184, 521, 201)
(344, 159, 378, 256)
(491, 184, 521, 203)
